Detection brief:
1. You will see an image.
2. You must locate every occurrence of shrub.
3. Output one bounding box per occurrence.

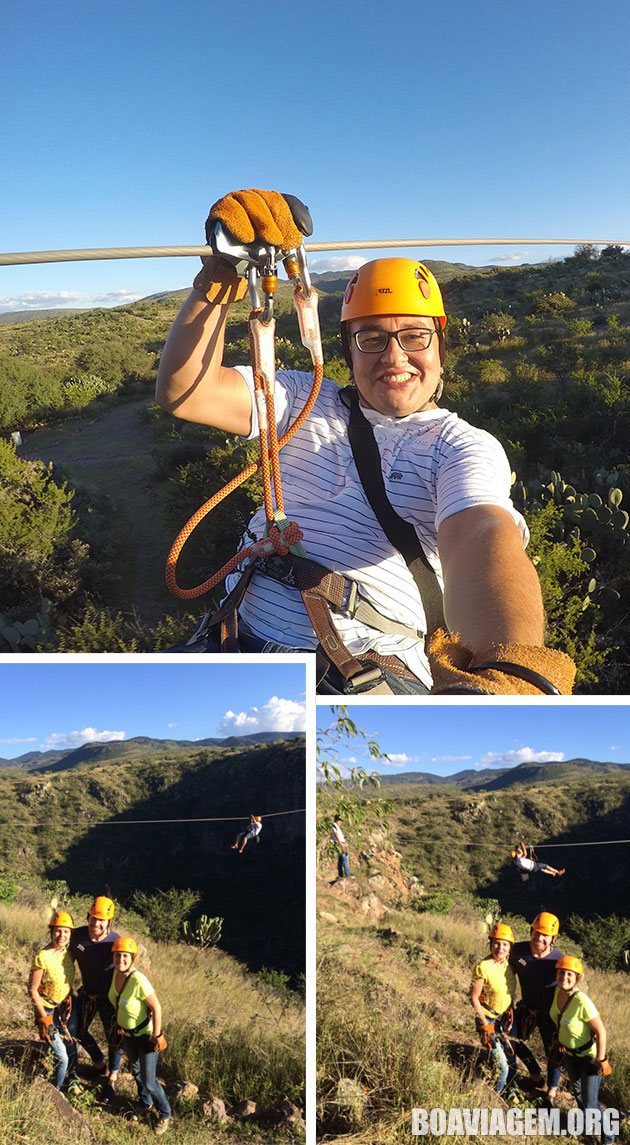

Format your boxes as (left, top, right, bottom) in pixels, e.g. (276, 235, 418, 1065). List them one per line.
(477, 358, 509, 385)
(130, 887, 201, 943)
(0, 878, 19, 905)
(0, 442, 90, 618)
(414, 891, 454, 915)
(565, 913, 630, 971)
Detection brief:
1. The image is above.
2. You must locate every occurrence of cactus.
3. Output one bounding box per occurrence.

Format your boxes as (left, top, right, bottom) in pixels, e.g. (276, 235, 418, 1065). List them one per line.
(0, 600, 53, 651)
(514, 472, 628, 555)
(181, 914, 223, 948)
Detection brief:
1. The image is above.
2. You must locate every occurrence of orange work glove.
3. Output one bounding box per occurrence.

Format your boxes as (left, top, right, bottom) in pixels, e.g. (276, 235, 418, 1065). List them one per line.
(429, 630, 576, 695)
(37, 1014, 54, 1042)
(208, 189, 312, 251)
(152, 1031, 168, 1053)
(597, 1057, 612, 1077)
(192, 255, 249, 305)
(477, 1020, 495, 1050)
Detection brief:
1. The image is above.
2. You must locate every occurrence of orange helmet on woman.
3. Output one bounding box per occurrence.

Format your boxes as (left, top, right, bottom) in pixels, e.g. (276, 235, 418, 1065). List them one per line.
(556, 954, 583, 976)
(49, 910, 74, 929)
(489, 922, 515, 943)
(339, 258, 447, 366)
(112, 936, 137, 956)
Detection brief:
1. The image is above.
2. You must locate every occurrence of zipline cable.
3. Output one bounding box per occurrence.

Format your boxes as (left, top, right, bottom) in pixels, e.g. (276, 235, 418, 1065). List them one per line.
(1, 238, 629, 267)
(391, 838, 630, 850)
(98, 807, 306, 827)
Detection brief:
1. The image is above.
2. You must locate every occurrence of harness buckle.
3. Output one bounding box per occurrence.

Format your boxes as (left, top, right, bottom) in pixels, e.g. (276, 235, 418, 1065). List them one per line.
(344, 662, 385, 695)
(341, 578, 359, 616)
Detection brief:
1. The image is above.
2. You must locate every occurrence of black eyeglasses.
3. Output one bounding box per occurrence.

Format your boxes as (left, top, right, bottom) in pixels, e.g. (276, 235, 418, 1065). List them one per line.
(352, 327, 435, 354)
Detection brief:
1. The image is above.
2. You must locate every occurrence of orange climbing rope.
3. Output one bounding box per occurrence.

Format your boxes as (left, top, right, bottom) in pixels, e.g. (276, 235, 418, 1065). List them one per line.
(165, 254, 323, 599)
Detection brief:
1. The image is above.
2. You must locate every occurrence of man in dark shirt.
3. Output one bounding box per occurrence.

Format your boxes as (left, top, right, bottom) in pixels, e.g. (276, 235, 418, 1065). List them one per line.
(70, 895, 122, 1084)
(509, 911, 564, 1099)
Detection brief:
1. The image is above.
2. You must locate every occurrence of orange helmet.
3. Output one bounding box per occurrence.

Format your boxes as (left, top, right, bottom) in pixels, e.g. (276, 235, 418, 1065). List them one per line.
(340, 258, 447, 367)
(531, 912, 560, 937)
(556, 954, 582, 976)
(88, 896, 115, 920)
(49, 910, 74, 929)
(490, 922, 515, 944)
(341, 259, 447, 326)
(112, 936, 137, 956)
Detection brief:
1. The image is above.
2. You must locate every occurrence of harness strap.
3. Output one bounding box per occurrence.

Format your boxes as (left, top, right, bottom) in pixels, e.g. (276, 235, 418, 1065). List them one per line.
(190, 552, 423, 689)
(115, 971, 151, 1037)
(256, 554, 422, 639)
(187, 564, 256, 646)
(341, 387, 445, 636)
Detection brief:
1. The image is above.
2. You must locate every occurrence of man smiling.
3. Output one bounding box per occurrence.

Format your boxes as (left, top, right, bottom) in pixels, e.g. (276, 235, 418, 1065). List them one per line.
(157, 189, 575, 696)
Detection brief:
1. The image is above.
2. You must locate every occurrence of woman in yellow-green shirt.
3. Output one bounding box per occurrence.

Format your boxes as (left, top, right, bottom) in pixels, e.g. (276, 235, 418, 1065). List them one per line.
(28, 910, 78, 1090)
(108, 936, 171, 1135)
(470, 922, 518, 1093)
(550, 955, 614, 1145)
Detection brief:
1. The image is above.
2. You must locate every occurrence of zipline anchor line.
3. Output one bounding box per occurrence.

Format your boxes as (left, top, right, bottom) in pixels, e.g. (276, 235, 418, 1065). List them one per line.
(1, 238, 629, 267)
(96, 807, 306, 827)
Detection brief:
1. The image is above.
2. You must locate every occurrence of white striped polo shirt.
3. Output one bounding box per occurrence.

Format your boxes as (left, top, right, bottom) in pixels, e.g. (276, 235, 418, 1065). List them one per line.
(224, 369, 528, 687)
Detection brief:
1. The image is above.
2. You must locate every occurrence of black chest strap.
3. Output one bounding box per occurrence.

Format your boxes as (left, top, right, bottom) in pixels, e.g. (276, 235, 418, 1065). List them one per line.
(340, 387, 445, 636)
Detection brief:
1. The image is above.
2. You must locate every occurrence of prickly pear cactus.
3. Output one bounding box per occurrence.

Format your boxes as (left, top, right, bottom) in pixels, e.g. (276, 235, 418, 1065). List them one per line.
(181, 914, 223, 948)
(0, 600, 53, 651)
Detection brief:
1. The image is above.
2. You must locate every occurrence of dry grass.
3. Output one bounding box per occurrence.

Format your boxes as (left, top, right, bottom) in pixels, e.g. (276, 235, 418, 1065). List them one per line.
(0, 899, 304, 1142)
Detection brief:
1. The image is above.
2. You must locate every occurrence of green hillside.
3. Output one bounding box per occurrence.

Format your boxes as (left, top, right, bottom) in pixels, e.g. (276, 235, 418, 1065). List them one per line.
(346, 771, 630, 920)
(1, 247, 628, 687)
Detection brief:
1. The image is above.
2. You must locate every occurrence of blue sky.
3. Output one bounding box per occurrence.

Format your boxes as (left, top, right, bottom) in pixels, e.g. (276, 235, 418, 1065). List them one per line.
(316, 703, 630, 777)
(0, 661, 306, 758)
(2, 1, 629, 311)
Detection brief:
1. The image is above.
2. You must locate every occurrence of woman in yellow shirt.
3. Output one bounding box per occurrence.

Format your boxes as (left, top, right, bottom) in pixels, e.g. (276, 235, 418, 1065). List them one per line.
(108, 936, 171, 1135)
(470, 922, 518, 1093)
(28, 909, 78, 1090)
(550, 955, 614, 1144)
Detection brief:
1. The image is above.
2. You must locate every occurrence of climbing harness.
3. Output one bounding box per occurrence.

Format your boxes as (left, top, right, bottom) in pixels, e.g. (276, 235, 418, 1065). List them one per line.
(512, 841, 538, 882)
(112, 970, 151, 1047)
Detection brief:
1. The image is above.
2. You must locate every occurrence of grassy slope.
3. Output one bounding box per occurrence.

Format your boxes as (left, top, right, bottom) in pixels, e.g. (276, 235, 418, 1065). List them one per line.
(20, 393, 174, 623)
(0, 899, 304, 1144)
(317, 878, 630, 1144)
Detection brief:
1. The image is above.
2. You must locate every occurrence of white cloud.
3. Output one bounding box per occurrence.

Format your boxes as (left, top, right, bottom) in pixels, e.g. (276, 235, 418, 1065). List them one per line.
(488, 252, 528, 265)
(0, 736, 37, 745)
(0, 289, 141, 313)
(167, 722, 177, 729)
(609, 744, 621, 752)
(310, 255, 367, 274)
(384, 753, 420, 766)
(431, 754, 473, 763)
(218, 696, 305, 735)
(42, 727, 126, 750)
(478, 747, 564, 769)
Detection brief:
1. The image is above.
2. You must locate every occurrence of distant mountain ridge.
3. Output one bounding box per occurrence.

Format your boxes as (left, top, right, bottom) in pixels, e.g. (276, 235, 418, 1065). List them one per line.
(0, 730, 303, 772)
(377, 756, 629, 791)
